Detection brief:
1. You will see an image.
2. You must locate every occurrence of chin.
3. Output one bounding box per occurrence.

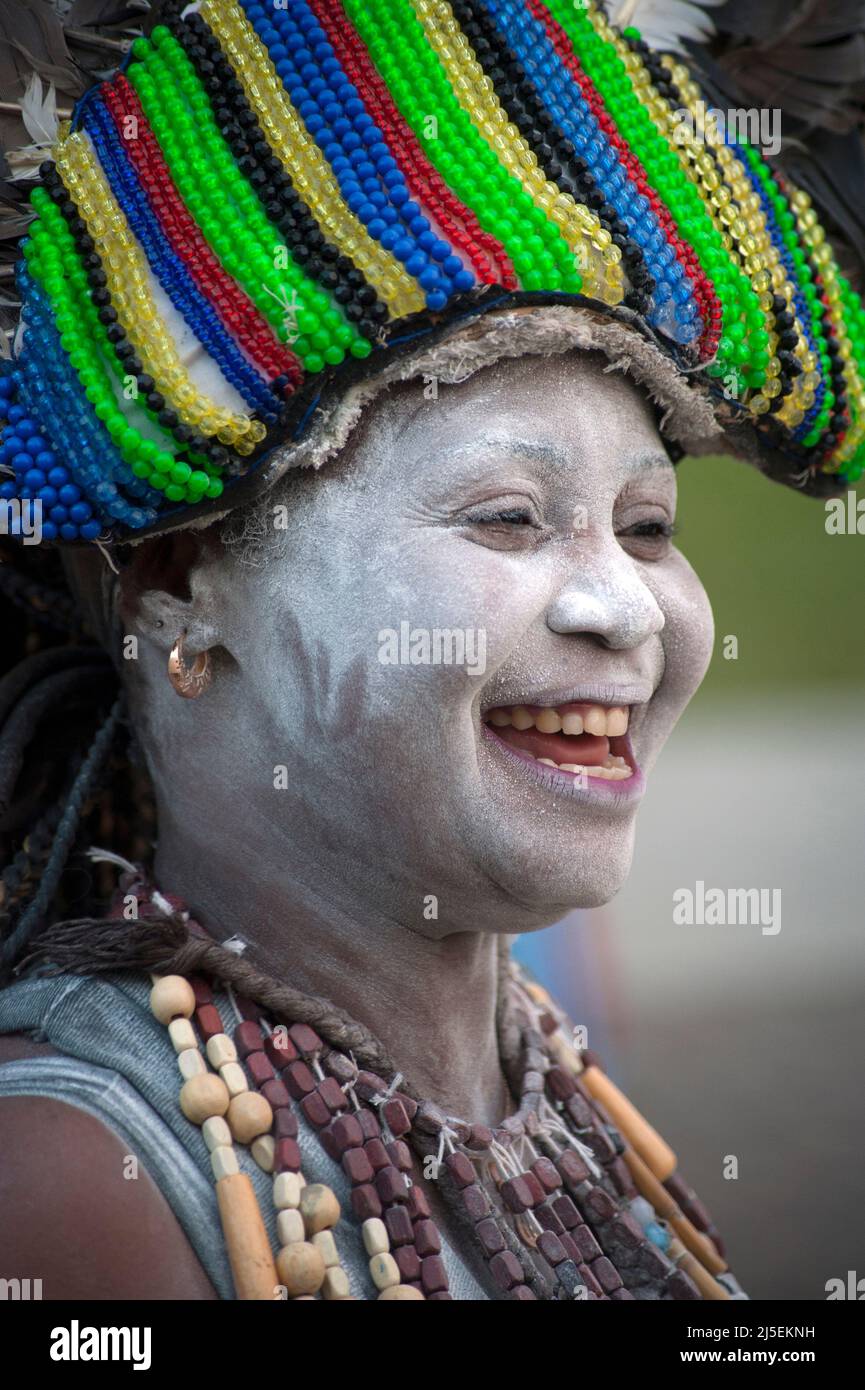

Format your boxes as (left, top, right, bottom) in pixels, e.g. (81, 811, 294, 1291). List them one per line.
(473, 815, 637, 924)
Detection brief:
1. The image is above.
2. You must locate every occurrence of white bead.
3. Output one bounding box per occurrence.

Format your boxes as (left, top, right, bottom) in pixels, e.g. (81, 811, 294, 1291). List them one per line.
(312, 1230, 340, 1267)
(251, 1135, 275, 1173)
(273, 1172, 304, 1210)
(177, 1047, 206, 1080)
(369, 1251, 400, 1290)
(168, 1017, 196, 1053)
(276, 1208, 305, 1245)
(202, 1115, 232, 1152)
(219, 1061, 248, 1097)
(322, 1267, 351, 1300)
(210, 1145, 239, 1181)
(206, 1032, 237, 1069)
(362, 1217, 389, 1256)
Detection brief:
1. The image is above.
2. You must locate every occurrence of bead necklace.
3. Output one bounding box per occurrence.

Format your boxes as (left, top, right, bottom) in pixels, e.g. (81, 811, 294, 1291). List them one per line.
(129, 877, 745, 1302)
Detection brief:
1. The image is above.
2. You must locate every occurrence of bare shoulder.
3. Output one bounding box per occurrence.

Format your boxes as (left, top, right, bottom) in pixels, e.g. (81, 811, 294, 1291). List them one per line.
(0, 1031, 219, 1300)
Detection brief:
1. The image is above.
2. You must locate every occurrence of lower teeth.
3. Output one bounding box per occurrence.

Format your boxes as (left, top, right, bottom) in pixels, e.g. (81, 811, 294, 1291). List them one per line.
(535, 757, 631, 780)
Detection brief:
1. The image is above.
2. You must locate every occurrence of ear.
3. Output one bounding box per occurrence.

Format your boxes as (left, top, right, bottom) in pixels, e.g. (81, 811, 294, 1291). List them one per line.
(117, 529, 226, 656)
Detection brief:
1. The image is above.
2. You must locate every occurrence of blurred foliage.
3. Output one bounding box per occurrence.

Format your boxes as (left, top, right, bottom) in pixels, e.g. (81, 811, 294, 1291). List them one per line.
(676, 454, 864, 697)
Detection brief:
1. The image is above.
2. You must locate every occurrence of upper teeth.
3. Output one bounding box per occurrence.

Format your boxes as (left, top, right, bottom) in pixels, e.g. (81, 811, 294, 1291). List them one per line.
(487, 704, 629, 737)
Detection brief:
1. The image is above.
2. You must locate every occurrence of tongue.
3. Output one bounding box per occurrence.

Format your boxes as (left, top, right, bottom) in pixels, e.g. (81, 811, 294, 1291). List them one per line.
(492, 726, 610, 766)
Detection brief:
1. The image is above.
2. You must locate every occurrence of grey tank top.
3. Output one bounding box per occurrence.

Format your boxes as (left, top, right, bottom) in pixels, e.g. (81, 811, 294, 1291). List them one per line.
(0, 970, 489, 1300)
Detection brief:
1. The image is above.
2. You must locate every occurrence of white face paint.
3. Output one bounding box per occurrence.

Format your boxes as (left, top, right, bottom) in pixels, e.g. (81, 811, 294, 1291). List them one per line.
(125, 350, 714, 938)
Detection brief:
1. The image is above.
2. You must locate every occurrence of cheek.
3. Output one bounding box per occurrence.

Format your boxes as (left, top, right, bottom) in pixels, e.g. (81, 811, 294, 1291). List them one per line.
(653, 550, 715, 710)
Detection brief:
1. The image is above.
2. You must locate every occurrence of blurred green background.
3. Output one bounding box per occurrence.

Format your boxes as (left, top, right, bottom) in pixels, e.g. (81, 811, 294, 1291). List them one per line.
(676, 453, 864, 695)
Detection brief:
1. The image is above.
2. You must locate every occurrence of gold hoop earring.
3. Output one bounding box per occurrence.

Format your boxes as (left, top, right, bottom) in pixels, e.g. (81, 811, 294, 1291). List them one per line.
(168, 633, 212, 699)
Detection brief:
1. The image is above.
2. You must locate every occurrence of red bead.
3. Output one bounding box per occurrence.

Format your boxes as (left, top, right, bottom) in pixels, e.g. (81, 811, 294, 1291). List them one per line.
(375, 1165, 409, 1204)
(384, 1205, 414, 1247)
(351, 1183, 382, 1221)
(342, 1147, 374, 1185)
(407, 1184, 431, 1221)
(443, 1151, 474, 1189)
(461, 1183, 490, 1221)
(357, 1109, 381, 1141)
(538, 1231, 567, 1266)
(329, 1113, 363, 1154)
(261, 1078, 291, 1112)
(246, 1051, 275, 1087)
(317, 1076, 348, 1113)
(274, 1138, 301, 1173)
(300, 1090, 331, 1128)
(385, 1139, 412, 1173)
(394, 1245, 421, 1281)
(264, 1031, 298, 1069)
(382, 1097, 410, 1136)
(413, 1219, 441, 1257)
(532, 1157, 562, 1193)
(363, 1138, 390, 1172)
(284, 1060, 316, 1099)
(234, 1021, 264, 1059)
(475, 1218, 505, 1255)
(420, 1255, 448, 1295)
(273, 1108, 298, 1139)
(288, 1023, 322, 1057)
(194, 1004, 223, 1042)
(489, 1251, 523, 1291)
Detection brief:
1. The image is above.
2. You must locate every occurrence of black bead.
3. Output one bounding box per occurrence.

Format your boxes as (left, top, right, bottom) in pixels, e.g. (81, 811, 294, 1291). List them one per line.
(136, 373, 155, 393)
(146, 392, 165, 412)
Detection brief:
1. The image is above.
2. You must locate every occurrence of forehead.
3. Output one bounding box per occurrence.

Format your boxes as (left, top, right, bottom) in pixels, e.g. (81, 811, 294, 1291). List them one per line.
(363, 350, 667, 484)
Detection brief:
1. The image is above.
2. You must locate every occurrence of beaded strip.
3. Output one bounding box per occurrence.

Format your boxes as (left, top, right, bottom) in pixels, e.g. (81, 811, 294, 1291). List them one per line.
(5, 0, 865, 540)
(127, 876, 745, 1303)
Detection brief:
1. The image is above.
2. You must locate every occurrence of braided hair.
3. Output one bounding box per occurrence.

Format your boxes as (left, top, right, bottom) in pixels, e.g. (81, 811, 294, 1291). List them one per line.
(0, 540, 156, 984)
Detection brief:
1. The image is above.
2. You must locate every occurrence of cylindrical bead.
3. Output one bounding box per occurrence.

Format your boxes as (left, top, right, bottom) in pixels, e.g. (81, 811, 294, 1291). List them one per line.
(216, 1171, 279, 1301)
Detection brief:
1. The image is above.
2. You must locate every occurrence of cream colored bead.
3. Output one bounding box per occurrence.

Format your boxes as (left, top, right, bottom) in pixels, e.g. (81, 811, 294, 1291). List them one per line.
(149, 974, 196, 1025)
(177, 1047, 206, 1080)
(202, 1115, 232, 1153)
(275, 1242, 326, 1297)
(206, 1032, 237, 1069)
(251, 1135, 275, 1173)
(168, 1017, 196, 1054)
(369, 1252, 400, 1291)
(179, 1072, 230, 1125)
(210, 1144, 239, 1182)
(227, 1090, 273, 1145)
(322, 1267, 351, 1300)
(299, 1183, 340, 1235)
(312, 1230, 339, 1267)
(378, 1285, 424, 1300)
(273, 1172, 304, 1210)
(219, 1061, 249, 1097)
(276, 1208, 305, 1246)
(362, 1217, 389, 1257)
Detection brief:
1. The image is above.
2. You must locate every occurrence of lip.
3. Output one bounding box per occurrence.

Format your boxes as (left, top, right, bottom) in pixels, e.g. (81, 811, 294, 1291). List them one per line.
(481, 723, 647, 806)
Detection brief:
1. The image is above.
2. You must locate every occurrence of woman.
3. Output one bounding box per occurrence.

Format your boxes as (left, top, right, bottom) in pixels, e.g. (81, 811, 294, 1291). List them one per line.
(0, 0, 861, 1300)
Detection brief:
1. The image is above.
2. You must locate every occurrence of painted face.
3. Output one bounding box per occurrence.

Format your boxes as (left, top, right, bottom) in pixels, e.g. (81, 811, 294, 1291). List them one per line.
(136, 350, 714, 935)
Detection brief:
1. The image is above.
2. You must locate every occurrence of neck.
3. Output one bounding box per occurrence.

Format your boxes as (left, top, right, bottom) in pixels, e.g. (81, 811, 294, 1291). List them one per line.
(153, 799, 514, 1126)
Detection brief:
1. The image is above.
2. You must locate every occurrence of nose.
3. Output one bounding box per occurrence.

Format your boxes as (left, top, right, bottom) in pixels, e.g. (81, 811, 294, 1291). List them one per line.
(545, 550, 665, 650)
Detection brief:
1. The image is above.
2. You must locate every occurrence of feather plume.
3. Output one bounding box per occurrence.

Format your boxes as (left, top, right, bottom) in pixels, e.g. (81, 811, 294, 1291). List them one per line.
(607, 0, 725, 55)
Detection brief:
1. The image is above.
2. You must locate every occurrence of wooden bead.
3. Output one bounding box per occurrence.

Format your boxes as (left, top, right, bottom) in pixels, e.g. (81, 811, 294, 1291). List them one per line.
(273, 1172, 304, 1210)
(276, 1208, 305, 1246)
(227, 1090, 273, 1145)
(378, 1285, 424, 1300)
(179, 1072, 230, 1125)
(299, 1182, 340, 1234)
(216, 1172, 279, 1301)
(276, 1241, 326, 1297)
(150, 974, 196, 1025)
(219, 1061, 249, 1098)
(211, 1144, 240, 1182)
(322, 1267, 351, 1300)
(362, 1217, 389, 1256)
(168, 1017, 196, 1053)
(369, 1251, 400, 1291)
(312, 1230, 339, 1267)
(206, 1032, 238, 1070)
(251, 1135, 275, 1173)
(581, 1064, 677, 1181)
(177, 1047, 206, 1080)
(202, 1115, 232, 1152)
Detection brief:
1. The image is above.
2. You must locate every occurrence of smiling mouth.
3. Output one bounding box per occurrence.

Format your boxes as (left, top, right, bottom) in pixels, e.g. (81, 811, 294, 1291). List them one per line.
(482, 701, 635, 781)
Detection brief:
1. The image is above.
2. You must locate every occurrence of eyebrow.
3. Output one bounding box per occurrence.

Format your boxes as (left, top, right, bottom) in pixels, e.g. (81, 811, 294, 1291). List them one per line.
(440, 438, 673, 475)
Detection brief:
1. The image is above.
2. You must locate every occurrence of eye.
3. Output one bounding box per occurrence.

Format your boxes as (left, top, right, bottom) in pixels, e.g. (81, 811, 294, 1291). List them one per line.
(470, 506, 536, 526)
(617, 516, 678, 558)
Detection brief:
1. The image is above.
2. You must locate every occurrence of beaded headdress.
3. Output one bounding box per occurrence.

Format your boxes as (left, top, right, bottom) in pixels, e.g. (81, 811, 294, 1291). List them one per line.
(2, 0, 864, 544)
